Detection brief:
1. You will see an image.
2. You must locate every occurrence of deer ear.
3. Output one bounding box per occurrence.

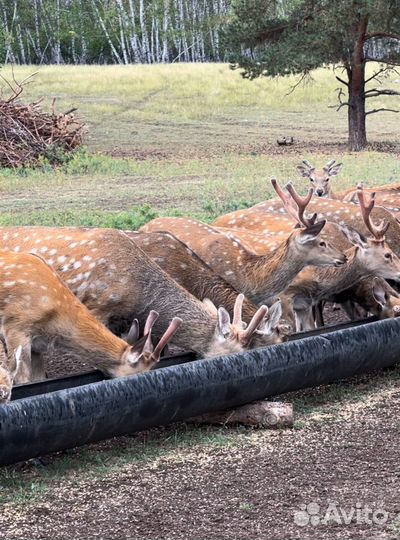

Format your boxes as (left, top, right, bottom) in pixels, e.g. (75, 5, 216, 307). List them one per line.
(126, 319, 140, 345)
(217, 307, 231, 336)
(372, 283, 387, 309)
(328, 163, 343, 176)
(203, 298, 218, 316)
(297, 220, 326, 244)
(340, 225, 369, 249)
(258, 301, 282, 335)
(297, 165, 312, 178)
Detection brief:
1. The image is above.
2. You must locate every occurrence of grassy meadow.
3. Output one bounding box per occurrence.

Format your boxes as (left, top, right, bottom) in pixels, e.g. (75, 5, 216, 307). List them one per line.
(0, 63, 399, 227)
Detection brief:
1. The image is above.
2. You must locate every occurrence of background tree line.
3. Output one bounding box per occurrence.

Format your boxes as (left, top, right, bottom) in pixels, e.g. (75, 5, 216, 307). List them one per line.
(0, 0, 230, 64)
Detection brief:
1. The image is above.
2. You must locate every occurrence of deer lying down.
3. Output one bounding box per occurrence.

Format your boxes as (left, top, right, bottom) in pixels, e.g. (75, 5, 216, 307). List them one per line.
(0, 227, 273, 359)
(0, 252, 182, 403)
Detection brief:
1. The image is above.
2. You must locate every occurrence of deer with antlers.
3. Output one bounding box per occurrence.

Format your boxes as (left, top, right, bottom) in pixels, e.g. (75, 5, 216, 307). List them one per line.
(0, 228, 271, 360)
(0, 251, 182, 404)
(141, 181, 347, 306)
(298, 158, 400, 213)
(212, 181, 400, 258)
(297, 159, 344, 198)
(126, 230, 287, 342)
(279, 188, 400, 331)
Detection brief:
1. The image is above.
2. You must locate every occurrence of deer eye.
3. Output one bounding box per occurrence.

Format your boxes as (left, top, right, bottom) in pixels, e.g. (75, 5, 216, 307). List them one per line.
(384, 252, 392, 260)
(310, 179, 314, 182)
(319, 241, 326, 247)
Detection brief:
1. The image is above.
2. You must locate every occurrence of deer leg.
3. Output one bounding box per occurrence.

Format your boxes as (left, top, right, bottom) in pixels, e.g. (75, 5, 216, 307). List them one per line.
(31, 352, 46, 381)
(3, 329, 32, 384)
(313, 301, 325, 327)
(294, 307, 315, 332)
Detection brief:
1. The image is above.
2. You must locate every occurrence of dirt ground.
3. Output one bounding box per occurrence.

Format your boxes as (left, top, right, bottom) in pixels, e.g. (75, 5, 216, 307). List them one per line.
(1, 365, 400, 540)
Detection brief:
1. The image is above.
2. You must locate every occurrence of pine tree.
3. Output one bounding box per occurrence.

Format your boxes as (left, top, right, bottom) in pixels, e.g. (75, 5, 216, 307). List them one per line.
(224, 0, 400, 150)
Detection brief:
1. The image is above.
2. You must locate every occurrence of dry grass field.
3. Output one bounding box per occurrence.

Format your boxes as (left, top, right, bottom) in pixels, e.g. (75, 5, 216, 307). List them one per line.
(0, 63, 400, 539)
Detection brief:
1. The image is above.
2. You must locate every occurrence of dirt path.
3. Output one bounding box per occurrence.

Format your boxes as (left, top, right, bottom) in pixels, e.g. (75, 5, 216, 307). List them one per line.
(1, 368, 400, 540)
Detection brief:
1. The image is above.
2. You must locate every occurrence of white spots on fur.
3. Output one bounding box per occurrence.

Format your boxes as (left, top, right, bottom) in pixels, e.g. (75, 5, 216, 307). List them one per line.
(73, 261, 82, 270)
(40, 285, 47, 291)
(70, 242, 78, 248)
(57, 255, 67, 263)
(49, 248, 57, 256)
(83, 256, 92, 262)
(3, 281, 15, 287)
(41, 296, 49, 304)
(40, 247, 48, 253)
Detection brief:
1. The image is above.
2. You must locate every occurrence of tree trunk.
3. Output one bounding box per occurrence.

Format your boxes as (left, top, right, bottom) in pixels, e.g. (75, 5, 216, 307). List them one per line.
(347, 15, 369, 151)
(348, 64, 367, 151)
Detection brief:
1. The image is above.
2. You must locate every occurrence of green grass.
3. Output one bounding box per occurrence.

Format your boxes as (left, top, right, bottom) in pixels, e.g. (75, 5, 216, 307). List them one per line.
(0, 64, 398, 224)
(0, 425, 235, 505)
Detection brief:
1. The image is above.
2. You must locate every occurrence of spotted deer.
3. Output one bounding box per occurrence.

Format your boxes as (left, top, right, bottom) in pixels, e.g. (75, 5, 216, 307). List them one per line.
(0, 228, 269, 359)
(0, 251, 182, 403)
(141, 182, 347, 306)
(212, 183, 400, 258)
(280, 188, 400, 331)
(126, 230, 288, 342)
(298, 159, 400, 213)
(297, 159, 344, 198)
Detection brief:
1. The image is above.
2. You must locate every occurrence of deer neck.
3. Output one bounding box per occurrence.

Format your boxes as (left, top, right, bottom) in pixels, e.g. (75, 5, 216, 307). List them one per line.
(311, 247, 366, 301)
(51, 306, 129, 372)
(238, 238, 305, 305)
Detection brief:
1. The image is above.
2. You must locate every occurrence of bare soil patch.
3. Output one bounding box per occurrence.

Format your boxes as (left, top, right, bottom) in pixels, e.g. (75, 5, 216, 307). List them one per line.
(2, 367, 400, 540)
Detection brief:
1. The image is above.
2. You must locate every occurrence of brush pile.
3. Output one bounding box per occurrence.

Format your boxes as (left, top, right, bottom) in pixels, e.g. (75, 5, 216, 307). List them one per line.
(0, 74, 86, 168)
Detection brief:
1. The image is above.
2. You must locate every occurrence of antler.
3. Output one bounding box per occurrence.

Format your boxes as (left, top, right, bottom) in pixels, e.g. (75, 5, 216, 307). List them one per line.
(357, 186, 389, 241)
(285, 182, 317, 228)
(302, 159, 314, 170)
(272, 178, 316, 228)
(323, 159, 336, 171)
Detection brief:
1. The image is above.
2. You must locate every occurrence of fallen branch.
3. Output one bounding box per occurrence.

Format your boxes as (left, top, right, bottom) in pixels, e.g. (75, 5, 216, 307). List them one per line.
(187, 400, 293, 428)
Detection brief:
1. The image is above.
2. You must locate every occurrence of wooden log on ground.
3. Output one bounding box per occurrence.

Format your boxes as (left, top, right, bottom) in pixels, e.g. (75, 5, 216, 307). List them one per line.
(187, 400, 293, 428)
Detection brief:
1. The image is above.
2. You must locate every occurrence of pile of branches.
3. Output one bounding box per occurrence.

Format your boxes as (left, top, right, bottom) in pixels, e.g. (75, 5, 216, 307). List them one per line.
(0, 73, 86, 168)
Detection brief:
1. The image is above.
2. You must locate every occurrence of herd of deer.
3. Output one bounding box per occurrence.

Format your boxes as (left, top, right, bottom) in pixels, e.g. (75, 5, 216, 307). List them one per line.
(1, 158, 400, 405)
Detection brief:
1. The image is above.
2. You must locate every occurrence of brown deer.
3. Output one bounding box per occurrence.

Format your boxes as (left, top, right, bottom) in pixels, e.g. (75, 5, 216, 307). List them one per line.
(0, 228, 269, 359)
(331, 276, 400, 321)
(126, 230, 289, 342)
(297, 159, 344, 198)
(0, 251, 182, 403)
(141, 182, 347, 306)
(298, 159, 400, 212)
(280, 188, 400, 331)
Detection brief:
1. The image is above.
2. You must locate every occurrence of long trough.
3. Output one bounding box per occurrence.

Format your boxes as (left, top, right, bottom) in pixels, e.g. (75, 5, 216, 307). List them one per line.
(0, 316, 398, 466)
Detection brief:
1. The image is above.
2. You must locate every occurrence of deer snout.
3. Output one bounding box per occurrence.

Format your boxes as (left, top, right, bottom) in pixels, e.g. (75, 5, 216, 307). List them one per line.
(316, 188, 325, 197)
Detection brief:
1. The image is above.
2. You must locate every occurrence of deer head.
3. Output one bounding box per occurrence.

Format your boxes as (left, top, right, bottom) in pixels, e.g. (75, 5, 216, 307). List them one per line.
(272, 178, 348, 267)
(371, 279, 400, 319)
(202, 294, 274, 357)
(111, 311, 182, 377)
(341, 188, 400, 281)
(297, 159, 343, 198)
